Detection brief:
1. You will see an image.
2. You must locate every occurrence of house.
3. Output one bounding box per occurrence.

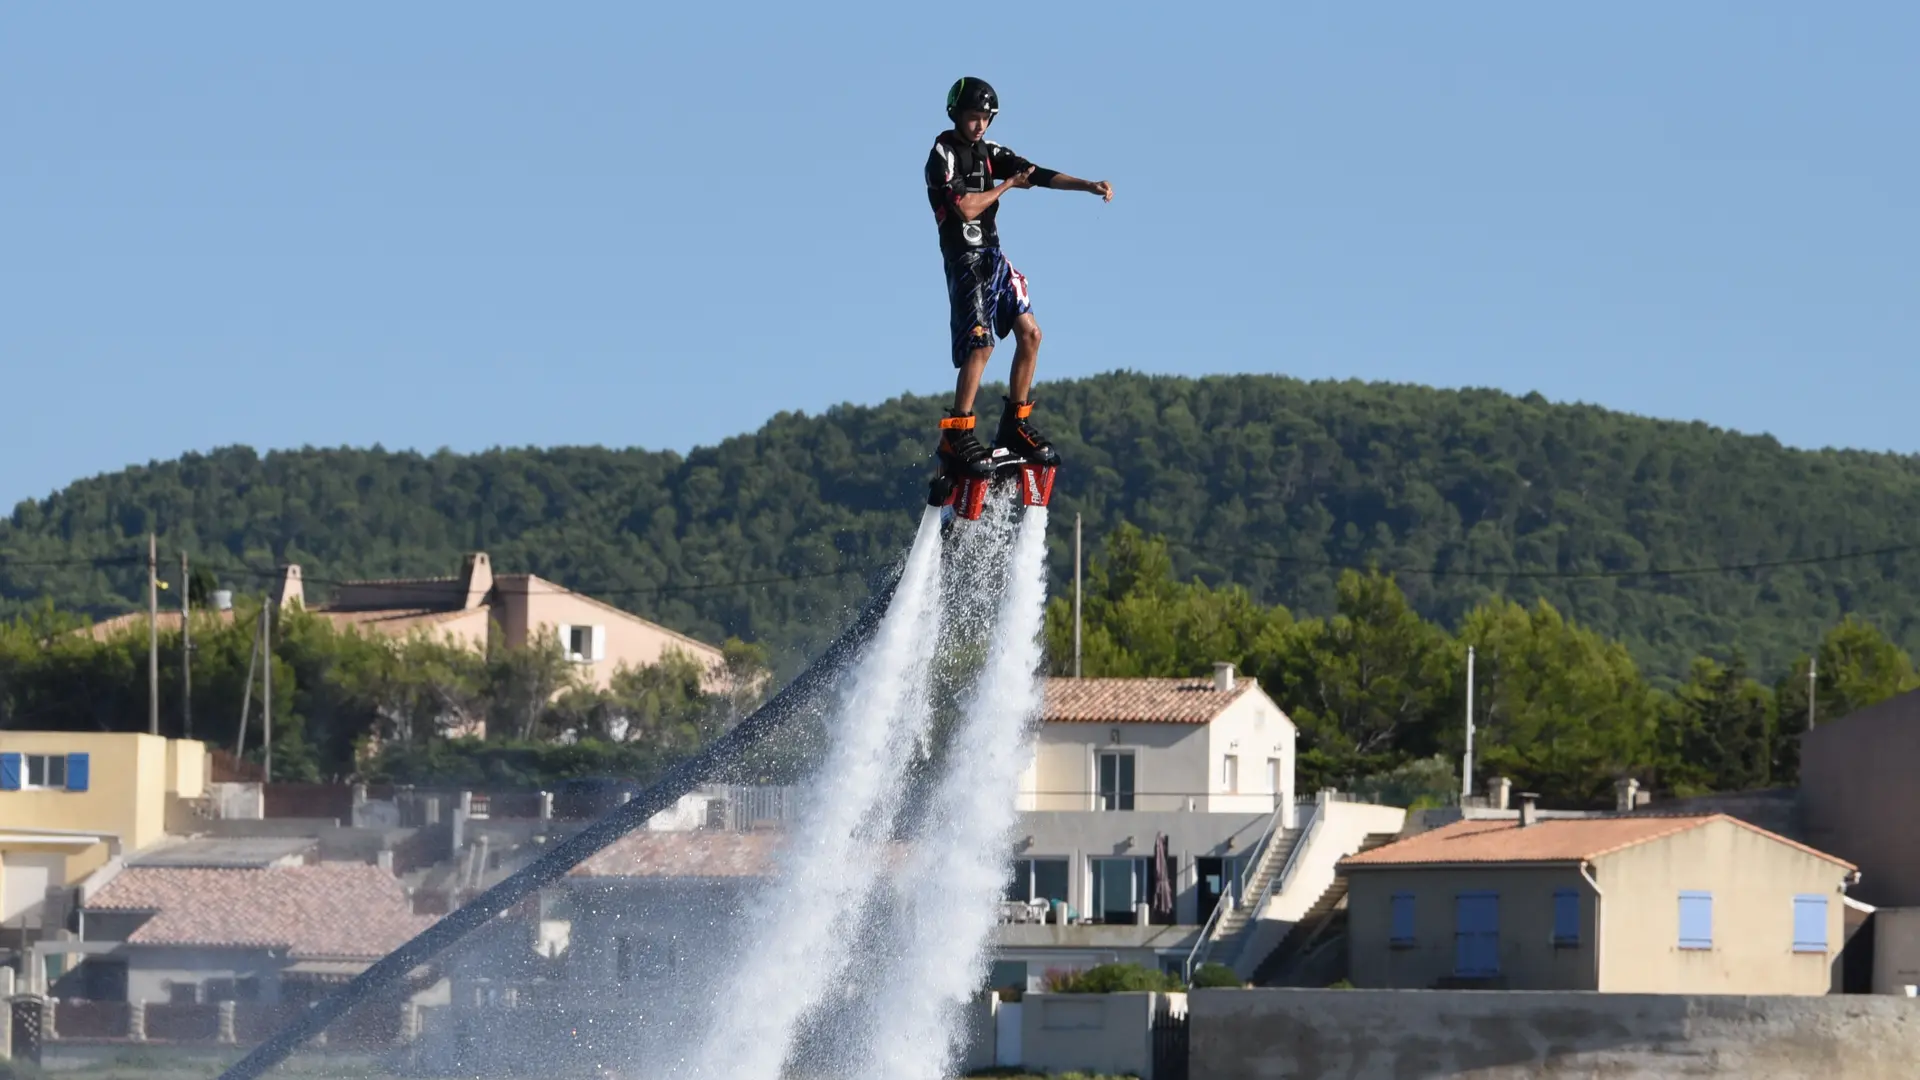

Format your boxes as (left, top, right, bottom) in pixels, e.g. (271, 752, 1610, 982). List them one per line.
(86, 551, 729, 697)
(1802, 688, 1920, 908)
(993, 670, 1410, 989)
(1024, 665, 1295, 815)
(0, 732, 211, 957)
(1340, 808, 1858, 994)
(74, 862, 436, 1006)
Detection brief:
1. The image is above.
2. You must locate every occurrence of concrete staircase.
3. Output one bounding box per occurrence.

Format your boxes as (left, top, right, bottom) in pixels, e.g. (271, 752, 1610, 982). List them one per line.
(1248, 831, 1398, 985)
(1202, 825, 1304, 972)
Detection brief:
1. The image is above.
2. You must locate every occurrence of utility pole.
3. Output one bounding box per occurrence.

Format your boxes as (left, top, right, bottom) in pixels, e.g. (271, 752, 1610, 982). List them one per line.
(236, 604, 259, 760)
(1073, 513, 1083, 678)
(1807, 655, 1818, 732)
(180, 551, 192, 739)
(1461, 646, 1476, 801)
(262, 600, 274, 783)
(148, 532, 160, 736)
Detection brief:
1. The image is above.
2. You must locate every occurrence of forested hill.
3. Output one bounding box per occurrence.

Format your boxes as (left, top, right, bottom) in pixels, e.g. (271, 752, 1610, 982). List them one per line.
(7, 372, 1920, 680)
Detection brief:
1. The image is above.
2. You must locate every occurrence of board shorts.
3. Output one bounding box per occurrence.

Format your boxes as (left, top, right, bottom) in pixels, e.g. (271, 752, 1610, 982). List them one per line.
(944, 247, 1031, 368)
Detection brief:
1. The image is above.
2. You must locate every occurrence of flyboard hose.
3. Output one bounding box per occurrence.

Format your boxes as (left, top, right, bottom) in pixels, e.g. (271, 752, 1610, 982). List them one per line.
(216, 563, 905, 1080)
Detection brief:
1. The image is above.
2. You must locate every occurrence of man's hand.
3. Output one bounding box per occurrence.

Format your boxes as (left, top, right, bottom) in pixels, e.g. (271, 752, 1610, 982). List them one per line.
(1044, 172, 1114, 201)
(954, 167, 1034, 221)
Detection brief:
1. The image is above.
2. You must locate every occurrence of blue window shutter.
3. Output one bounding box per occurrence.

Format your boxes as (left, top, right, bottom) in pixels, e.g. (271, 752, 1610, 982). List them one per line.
(0, 753, 20, 791)
(1679, 891, 1713, 949)
(1390, 893, 1415, 944)
(1793, 895, 1829, 953)
(66, 753, 90, 792)
(1553, 889, 1580, 944)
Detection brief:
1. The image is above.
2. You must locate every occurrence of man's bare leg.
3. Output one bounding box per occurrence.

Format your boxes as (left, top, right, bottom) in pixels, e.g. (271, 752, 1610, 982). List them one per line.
(1008, 313, 1042, 403)
(953, 345, 994, 415)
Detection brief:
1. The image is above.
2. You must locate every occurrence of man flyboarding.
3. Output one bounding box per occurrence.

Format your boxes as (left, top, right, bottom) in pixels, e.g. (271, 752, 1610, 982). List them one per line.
(927, 77, 1113, 483)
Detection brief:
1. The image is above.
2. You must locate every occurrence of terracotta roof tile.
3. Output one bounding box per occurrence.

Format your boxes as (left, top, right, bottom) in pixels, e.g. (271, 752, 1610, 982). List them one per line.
(1341, 814, 1855, 870)
(86, 864, 436, 959)
(84, 611, 240, 642)
(1042, 677, 1254, 724)
(312, 608, 484, 632)
(572, 831, 782, 879)
(570, 830, 916, 879)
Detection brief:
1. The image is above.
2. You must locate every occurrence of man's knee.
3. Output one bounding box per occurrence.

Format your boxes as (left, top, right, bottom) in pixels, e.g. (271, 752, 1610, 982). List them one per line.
(1015, 319, 1043, 349)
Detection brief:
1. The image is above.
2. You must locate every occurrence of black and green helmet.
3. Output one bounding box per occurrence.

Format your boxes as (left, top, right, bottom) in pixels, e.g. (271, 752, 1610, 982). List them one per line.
(946, 77, 999, 122)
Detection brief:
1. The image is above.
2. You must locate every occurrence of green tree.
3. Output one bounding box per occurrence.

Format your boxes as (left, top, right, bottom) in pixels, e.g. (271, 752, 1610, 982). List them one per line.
(485, 635, 578, 742)
(1045, 523, 1290, 678)
(1460, 598, 1659, 804)
(1772, 617, 1919, 783)
(1660, 654, 1773, 796)
(1263, 571, 1455, 791)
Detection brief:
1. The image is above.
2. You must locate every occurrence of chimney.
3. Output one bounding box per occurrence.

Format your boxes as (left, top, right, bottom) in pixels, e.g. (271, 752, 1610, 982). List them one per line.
(1518, 792, 1539, 827)
(458, 552, 494, 611)
(211, 589, 234, 612)
(1614, 778, 1641, 814)
(1213, 662, 1236, 692)
(273, 564, 304, 610)
(1490, 776, 1512, 811)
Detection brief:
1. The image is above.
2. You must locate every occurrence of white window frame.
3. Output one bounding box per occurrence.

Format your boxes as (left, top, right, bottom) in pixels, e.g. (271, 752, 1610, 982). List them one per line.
(1222, 753, 1239, 793)
(1089, 855, 1149, 920)
(22, 753, 67, 791)
(559, 624, 606, 664)
(1094, 749, 1136, 812)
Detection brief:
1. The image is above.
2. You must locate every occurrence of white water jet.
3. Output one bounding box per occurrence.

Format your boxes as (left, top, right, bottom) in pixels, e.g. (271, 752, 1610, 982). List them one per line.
(857, 505, 1051, 1080)
(685, 508, 949, 1080)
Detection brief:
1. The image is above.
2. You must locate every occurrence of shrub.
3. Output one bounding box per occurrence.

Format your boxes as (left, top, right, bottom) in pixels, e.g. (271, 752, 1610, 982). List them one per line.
(1189, 962, 1243, 989)
(1053, 962, 1184, 994)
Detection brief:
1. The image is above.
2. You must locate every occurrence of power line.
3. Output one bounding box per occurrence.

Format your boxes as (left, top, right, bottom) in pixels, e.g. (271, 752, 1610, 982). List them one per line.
(1168, 540, 1920, 580)
(0, 553, 143, 569)
(192, 559, 865, 600)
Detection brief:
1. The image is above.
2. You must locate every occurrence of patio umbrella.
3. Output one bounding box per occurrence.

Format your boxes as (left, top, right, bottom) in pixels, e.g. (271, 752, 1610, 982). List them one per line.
(1152, 832, 1174, 918)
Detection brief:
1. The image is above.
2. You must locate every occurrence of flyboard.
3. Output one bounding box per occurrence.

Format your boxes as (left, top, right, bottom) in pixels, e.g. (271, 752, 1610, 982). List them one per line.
(927, 446, 1057, 523)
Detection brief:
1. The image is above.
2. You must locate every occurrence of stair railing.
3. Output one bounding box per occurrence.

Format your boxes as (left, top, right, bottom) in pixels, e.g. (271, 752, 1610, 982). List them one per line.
(1267, 797, 1327, 908)
(1182, 797, 1292, 981)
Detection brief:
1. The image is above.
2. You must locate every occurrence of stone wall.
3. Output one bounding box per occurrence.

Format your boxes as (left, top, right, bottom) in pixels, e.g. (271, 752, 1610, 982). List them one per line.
(1191, 988, 1920, 1079)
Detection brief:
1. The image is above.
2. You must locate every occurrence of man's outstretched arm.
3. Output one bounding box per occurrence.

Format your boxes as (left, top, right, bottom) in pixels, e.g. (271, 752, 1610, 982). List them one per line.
(1044, 171, 1114, 201)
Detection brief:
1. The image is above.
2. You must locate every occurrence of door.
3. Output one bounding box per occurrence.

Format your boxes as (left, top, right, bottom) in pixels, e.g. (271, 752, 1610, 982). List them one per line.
(1454, 892, 1500, 977)
(1, 853, 62, 927)
(995, 1002, 1023, 1066)
(1196, 857, 1226, 925)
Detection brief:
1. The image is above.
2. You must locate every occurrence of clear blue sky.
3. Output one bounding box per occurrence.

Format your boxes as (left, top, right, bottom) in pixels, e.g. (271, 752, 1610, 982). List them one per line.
(4, 3, 1915, 510)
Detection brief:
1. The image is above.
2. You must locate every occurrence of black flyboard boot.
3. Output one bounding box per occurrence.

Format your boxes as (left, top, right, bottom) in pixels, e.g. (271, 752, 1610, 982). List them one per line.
(930, 409, 994, 508)
(993, 397, 1062, 467)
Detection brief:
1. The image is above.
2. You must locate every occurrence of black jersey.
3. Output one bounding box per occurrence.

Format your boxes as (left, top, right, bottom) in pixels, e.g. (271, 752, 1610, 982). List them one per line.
(925, 130, 1058, 261)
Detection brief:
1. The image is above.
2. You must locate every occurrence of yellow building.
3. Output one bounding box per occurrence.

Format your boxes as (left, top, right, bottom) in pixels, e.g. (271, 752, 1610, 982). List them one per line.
(0, 732, 210, 937)
(1342, 811, 1858, 995)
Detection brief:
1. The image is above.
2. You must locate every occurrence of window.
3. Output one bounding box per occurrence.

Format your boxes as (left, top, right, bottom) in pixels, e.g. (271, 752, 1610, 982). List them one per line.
(25, 754, 66, 790)
(1091, 857, 1148, 924)
(1794, 895, 1829, 953)
(559, 624, 605, 663)
(1679, 891, 1713, 950)
(1266, 758, 1282, 804)
(1222, 754, 1239, 793)
(615, 935, 635, 981)
(1553, 889, 1580, 946)
(1005, 858, 1070, 905)
(1096, 751, 1135, 811)
(1454, 892, 1500, 976)
(0, 752, 87, 792)
(1390, 892, 1416, 946)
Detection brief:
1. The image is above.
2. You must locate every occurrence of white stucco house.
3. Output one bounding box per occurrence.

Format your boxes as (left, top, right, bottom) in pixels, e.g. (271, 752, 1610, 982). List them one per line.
(1021, 664, 1296, 816)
